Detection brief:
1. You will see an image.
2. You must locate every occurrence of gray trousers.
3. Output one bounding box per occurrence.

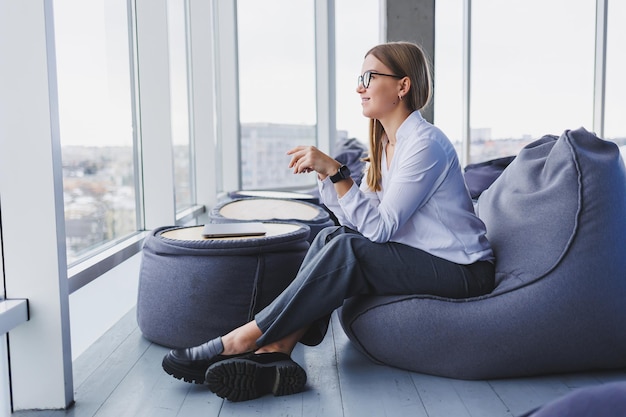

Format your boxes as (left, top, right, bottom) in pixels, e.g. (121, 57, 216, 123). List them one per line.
(255, 226, 494, 347)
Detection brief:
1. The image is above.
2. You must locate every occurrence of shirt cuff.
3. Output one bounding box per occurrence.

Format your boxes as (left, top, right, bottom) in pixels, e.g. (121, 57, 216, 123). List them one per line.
(337, 180, 359, 203)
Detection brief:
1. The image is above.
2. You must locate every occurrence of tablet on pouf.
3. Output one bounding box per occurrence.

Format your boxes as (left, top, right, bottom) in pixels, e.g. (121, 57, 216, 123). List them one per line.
(201, 222, 266, 238)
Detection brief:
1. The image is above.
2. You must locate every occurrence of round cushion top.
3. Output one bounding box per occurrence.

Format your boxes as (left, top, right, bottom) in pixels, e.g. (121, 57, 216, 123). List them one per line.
(151, 222, 311, 254)
(218, 198, 321, 221)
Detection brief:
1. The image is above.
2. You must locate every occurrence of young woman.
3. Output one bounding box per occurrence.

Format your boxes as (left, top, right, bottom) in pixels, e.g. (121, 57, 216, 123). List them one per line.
(162, 41, 495, 402)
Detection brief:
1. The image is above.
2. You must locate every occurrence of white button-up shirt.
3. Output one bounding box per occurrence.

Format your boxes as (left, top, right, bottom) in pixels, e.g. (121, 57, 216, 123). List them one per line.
(319, 111, 494, 265)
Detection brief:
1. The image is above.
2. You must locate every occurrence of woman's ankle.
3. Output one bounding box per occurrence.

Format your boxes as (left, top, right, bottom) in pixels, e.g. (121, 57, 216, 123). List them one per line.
(221, 322, 262, 355)
(254, 345, 292, 355)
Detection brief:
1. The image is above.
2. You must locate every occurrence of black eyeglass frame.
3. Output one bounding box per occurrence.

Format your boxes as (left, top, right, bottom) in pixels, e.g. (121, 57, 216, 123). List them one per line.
(358, 70, 403, 89)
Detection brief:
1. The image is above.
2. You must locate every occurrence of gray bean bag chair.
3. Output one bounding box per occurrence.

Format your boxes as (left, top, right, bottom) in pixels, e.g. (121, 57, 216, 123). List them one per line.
(340, 127, 626, 379)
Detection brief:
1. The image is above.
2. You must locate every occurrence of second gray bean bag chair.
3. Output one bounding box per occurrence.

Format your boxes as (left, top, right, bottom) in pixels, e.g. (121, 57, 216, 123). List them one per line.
(340, 127, 626, 379)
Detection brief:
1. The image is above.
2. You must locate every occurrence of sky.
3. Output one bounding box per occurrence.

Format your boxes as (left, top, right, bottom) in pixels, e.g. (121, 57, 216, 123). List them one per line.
(52, 0, 625, 147)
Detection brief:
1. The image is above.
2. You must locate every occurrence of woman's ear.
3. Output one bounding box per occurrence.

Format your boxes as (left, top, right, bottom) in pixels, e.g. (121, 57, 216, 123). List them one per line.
(400, 77, 411, 96)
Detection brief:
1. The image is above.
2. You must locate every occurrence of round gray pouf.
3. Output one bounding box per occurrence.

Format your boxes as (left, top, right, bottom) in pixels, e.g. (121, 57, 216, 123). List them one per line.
(210, 197, 335, 243)
(137, 222, 310, 348)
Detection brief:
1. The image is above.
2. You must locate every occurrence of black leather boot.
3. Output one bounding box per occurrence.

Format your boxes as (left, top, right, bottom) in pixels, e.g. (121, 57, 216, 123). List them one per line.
(162, 337, 248, 384)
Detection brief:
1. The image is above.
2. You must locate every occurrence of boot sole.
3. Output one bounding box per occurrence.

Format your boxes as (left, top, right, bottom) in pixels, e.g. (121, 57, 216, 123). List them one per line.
(206, 358, 307, 402)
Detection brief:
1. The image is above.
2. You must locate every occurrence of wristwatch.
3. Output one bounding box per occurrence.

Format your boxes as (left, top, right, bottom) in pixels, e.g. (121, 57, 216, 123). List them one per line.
(329, 164, 351, 183)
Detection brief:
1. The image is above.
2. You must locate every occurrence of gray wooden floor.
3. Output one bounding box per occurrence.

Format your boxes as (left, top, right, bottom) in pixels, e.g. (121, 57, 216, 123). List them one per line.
(14, 308, 626, 417)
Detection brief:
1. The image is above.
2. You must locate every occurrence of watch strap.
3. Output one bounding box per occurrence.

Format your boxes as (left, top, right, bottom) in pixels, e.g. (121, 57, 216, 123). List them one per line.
(330, 164, 350, 183)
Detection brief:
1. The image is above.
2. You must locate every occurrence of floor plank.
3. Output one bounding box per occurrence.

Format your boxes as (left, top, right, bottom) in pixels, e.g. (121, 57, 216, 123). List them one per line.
(72, 307, 140, 388)
(450, 378, 512, 417)
(12, 308, 626, 417)
(94, 343, 203, 417)
(333, 314, 428, 417)
(216, 315, 343, 417)
(175, 384, 226, 417)
(488, 375, 572, 416)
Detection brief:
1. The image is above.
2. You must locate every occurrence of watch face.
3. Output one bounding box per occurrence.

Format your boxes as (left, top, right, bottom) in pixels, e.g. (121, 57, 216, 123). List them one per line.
(331, 165, 351, 183)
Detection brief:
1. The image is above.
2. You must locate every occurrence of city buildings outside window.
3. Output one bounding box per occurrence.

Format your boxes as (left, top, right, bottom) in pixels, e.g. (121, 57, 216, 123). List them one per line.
(237, 0, 317, 190)
(237, 0, 380, 191)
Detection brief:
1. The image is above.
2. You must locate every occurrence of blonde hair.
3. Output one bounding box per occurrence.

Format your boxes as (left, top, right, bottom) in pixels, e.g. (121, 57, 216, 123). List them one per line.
(363, 42, 432, 191)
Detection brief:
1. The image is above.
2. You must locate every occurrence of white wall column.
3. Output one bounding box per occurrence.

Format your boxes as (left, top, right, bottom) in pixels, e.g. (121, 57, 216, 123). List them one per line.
(385, 0, 435, 124)
(0, 0, 73, 410)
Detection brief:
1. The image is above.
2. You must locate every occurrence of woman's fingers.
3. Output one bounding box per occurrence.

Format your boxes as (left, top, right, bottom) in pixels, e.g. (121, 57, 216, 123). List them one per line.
(288, 146, 317, 172)
(286, 146, 310, 169)
(286, 145, 335, 175)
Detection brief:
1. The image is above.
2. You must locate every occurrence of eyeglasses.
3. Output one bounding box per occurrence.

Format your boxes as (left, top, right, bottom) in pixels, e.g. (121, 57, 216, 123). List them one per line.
(358, 71, 402, 89)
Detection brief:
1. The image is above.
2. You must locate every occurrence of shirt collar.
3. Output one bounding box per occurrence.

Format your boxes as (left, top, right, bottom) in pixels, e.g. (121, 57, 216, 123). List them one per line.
(396, 110, 423, 144)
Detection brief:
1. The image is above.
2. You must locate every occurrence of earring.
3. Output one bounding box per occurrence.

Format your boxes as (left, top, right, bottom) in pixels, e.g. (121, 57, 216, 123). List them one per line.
(399, 95, 404, 101)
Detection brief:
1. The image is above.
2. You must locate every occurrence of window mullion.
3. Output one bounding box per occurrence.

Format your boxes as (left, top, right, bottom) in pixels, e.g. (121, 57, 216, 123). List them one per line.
(593, 0, 608, 138)
(214, 0, 240, 192)
(187, 0, 219, 212)
(135, 0, 177, 229)
(315, 0, 336, 155)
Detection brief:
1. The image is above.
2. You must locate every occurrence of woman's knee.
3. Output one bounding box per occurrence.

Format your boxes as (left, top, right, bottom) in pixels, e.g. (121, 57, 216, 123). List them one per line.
(322, 226, 362, 243)
(312, 226, 372, 261)
(323, 227, 374, 257)
(310, 226, 341, 245)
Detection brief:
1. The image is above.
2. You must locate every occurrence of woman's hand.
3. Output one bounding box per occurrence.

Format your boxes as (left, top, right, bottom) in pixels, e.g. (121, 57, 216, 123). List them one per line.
(287, 146, 341, 180)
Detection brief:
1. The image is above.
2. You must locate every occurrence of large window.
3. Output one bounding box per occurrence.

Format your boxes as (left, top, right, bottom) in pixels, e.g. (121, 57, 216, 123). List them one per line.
(335, 0, 380, 146)
(435, 0, 625, 164)
(53, 0, 138, 265)
(434, 0, 465, 159)
(237, 0, 317, 190)
(167, 0, 194, 212)
(470, 0, 595, 162)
